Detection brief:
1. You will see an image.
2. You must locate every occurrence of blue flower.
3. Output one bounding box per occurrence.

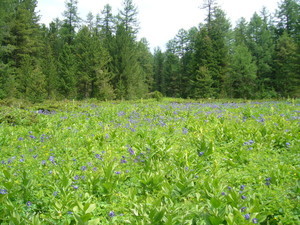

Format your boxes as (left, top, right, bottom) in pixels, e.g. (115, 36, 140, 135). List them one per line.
(198, 152, 204, 156)
(49, 156, 55, 162)
(95, 154, 102, 159)
(241, 195, 247, 199)
(115, 171, 121, 175)
(81, 166, 87, 171)
(240, 185, 246, 190)
(26, 201, 32, 207)
(182, 128, 188, 134)
(128, 147, 135, 155)
(0, 189, 8, 194)
(72, 185, 79, 190)
(109, 211, 116, 217)
(252, 218, 258, 224)
(241, 207, 247, 212)
(244, 214, 250, 220)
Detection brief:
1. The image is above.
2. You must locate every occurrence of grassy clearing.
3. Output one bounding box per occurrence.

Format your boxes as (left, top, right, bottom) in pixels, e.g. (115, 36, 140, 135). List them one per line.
(0, 99, 299, 224)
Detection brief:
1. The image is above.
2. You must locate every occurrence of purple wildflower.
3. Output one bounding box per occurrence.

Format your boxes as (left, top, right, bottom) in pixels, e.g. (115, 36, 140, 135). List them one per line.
(241, 207, 247, 212)
(0, 189, 8, 194)
(128, 147, 135, 155)
(109, 211, 116, 217)
(244, 214, 250, 220)
(252, 218, 258, 224)
(26, 201, 32, 207)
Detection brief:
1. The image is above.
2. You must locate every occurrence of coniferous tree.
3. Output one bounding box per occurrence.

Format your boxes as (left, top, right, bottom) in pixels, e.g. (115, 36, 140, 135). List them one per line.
(247, 12, 275, 96)
(274, 32, 300, 97)
(228, 44, 257, 98)
(153, 48, 166, 94)
(61, 0, 80, 45)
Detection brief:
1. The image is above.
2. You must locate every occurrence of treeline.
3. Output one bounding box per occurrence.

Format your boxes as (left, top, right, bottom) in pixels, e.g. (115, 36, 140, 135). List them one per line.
(153, 0, 300, 99)
(0, 0, 299, 102)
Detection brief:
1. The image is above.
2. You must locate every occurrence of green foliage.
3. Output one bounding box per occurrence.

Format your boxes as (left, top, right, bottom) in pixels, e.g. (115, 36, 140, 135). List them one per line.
(229, 44, 257, 98)
(0, 100, 299, 224)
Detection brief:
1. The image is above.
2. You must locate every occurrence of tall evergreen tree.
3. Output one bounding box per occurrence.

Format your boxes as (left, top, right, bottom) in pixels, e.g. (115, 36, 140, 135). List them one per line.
(247, 12, 275, 96)
(274, 32, 300, 97)
(276, 0, 300, 41)
(61, 0, 80, 44)
(228, 44, 257, 98)
(153, 48, 166, 94)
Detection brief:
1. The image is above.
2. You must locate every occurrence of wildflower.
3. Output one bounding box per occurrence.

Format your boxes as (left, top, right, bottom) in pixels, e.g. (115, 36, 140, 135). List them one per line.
(33, 155, 38, 159)
(115, 171, 121, 174)
(81, 166, 87, 171)
(221, 192, 226, 196)
(241, 195, 247, 200)
(49, 156, 55, 162)
(41, 160, 46, 165)
(0, 189, 8, 194)
(198, 152, 204, 156)
(120, 159, 127, 163)
(128, 147, 135, 155)
(109, 211, 116, 217)
(182, 128, 188, 134)
(244, 214, 250, 220)
(26, 201, 32, 207)
(286, 142, 291, 147)
(18, 137, 24, 141)
(95, 154, 102, 159)
(72, 185, 79, 190)
(240, 185, 246, 190)
(29, 135, 36, 139)
(53, 191, 59, 197)
(93, 167, 98, 171)
(20, 158, 25, 162)
(74, 175, 80, 180)
(252, 218, 258, 224)
(241, 207, 247, 212)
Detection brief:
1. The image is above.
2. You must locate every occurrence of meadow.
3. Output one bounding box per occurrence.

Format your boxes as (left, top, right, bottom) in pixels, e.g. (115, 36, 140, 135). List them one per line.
(0, 99, 299, 225)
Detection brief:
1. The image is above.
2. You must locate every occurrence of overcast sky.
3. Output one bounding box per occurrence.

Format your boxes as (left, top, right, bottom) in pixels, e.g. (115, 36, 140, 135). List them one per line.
(37, 0, 279, 50)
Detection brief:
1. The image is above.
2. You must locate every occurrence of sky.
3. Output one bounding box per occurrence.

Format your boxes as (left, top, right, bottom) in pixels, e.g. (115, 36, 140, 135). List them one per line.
(36, 0, 279, 51)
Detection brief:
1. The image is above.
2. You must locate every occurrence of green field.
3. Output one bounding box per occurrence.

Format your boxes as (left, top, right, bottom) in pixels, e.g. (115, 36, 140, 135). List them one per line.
(0, 99, 299, 224)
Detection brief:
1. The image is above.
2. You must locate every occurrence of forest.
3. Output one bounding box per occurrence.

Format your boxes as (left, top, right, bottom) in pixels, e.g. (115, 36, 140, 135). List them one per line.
(0, 0, 299, 102)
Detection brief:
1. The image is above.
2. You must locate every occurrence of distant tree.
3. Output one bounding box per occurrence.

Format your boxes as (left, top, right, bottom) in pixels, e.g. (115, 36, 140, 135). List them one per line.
(61, 0, 80, 44)
(247, 12, 275, 95)
(201, 0, 218, 29)
(57, 44, 77, 98)
(153, 48, 166, 94)
(228, 44, 257, 98)
(74, 26, 114, 100)
(118, 0, 139, 36)
(276, 0, 300, 41)
(274, 32, 300, 97)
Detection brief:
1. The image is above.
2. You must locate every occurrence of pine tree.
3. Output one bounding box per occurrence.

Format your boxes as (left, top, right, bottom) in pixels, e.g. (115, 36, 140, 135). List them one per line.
(276, 0, 300, 41)
(153, 48, 166, 94)
(57, 44, 77, 98)
(274, 32, 300, 97)
(61, 0, 80, 44)
(247, 12, 275, 96)
(228, 44, 257, 98)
